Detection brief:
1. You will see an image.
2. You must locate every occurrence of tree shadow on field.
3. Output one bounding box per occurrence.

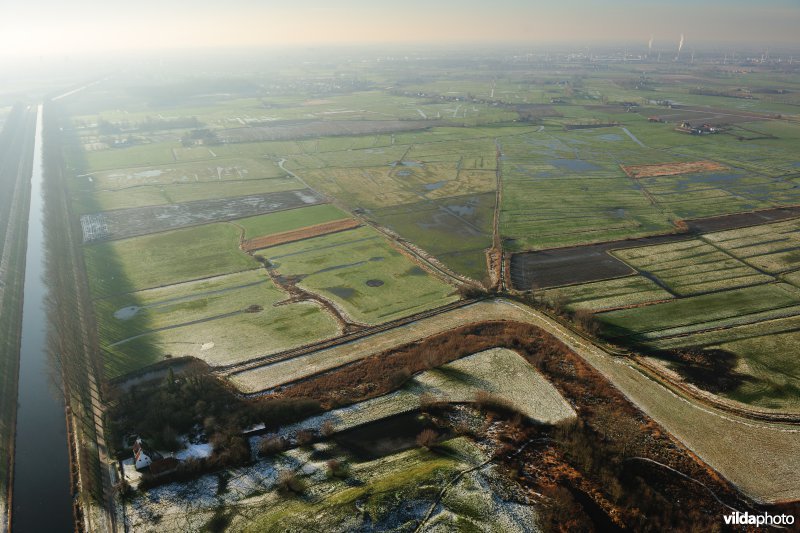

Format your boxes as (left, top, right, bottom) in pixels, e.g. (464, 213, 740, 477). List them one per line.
(48, 102, 163, 380)
(650, 347, 751, 394)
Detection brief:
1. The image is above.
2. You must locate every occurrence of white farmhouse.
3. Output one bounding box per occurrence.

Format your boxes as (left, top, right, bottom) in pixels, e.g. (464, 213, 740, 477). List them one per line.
(132, 438, 152, 470)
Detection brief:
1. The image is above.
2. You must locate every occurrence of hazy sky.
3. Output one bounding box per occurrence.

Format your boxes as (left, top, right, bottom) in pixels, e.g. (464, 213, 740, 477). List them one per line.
(1, 0, 798, 61)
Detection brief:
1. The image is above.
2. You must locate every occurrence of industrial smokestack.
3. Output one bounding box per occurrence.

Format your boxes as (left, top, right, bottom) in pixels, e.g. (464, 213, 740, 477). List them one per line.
(648, 35, 654, 54)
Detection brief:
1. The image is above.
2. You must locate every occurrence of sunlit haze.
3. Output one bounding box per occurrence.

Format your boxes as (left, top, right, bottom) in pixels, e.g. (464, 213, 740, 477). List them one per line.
(1, 0, 799, 65)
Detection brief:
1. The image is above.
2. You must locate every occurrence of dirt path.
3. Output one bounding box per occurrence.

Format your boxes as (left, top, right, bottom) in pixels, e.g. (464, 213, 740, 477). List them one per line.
(485, 138, 504, 291)
(620, 126, 646, 148)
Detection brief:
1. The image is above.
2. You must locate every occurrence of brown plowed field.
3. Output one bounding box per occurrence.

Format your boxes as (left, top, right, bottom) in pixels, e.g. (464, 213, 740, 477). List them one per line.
(242, 218, 361, 251)
(622, 160, 727, 178)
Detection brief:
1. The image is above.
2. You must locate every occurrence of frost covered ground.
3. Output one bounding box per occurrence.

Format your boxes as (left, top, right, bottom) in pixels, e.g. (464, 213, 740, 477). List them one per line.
(123, 437, 541, 532)
(276, 348, 575, 441)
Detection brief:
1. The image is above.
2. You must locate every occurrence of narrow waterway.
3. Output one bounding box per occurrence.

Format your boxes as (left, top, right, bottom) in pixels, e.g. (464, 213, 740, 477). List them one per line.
(11, 105, 73, 531)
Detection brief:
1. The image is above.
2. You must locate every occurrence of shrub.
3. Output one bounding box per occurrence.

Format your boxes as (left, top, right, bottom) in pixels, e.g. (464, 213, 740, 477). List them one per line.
(573, 308, 599, 334)
(320, 420, 335, 437)
(388, 368, 412, 388)
(276, 470, 306, 495)
(258, 436, 287, 456)
(416, 428, 439, 449)
(296, 429, 315, 447)
(326, 459, 350, 479)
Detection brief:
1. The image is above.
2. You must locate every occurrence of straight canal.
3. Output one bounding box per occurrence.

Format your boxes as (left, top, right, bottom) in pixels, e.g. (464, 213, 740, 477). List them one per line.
(11, 105, 74, 531)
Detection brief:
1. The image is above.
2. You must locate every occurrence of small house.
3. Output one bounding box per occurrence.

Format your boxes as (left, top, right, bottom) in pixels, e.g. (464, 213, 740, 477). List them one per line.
(132, 438, 152, 471)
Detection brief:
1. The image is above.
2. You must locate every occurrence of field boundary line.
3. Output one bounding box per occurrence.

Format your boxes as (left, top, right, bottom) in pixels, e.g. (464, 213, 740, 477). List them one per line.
(217, 298, 478, 377)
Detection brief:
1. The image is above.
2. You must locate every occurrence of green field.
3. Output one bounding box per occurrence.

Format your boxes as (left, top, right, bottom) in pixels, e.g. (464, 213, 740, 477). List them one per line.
(64, 62, 800, 413)
(84, 223, 257, 297)
(498, 126, 678, 251)
(544, 275, 673, 311)
(96, 270, 341, 376)
(597, 283, 800, 339)
(263, 226, 458, 324)
(89, 158, 285, 189)
(613, 239, 772, 296)
(237, 204, 349, 238)
(717, 331, 800, 409)
(71, 175, 302, 213)
(705, 218, 800, 274)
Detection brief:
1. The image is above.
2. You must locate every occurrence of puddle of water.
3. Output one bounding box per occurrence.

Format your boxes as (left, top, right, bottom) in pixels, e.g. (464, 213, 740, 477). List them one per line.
(548, 159, 601, 172)
(674, 172, 746, 191)
(445, 204, 476, 216)
(326, 286, 357, 300)
(424, 180, 448, 191)
(114, 305, 141, 320)
(132, 169, 164, 178)
(391, 160, 423, 168)
(365, 279, 384, 287)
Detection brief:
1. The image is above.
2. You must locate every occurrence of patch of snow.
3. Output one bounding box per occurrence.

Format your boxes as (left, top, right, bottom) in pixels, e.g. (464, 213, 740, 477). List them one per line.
(175, 442, 213, 461)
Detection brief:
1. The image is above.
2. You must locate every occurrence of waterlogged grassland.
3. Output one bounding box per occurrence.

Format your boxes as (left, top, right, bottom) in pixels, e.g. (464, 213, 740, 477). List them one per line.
(545, 275, 673, 311)
(613, 239, 771, 296)
(598, 283, 800, 340)
(498, 127, 677, 251)
(85, 223, 257, 297)
(638, 172, 777, 219)
(70, 174, 302, 214)
(88, 158, 285, 189)
(498, 112, 800, 250)
(372, 193, 495, 281)
(264, 226, 458, 324)
(236, 204, 349, 239)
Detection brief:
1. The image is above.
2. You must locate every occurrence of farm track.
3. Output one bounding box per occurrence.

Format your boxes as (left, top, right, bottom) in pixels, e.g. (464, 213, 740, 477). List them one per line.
(487, 138, 504, 291)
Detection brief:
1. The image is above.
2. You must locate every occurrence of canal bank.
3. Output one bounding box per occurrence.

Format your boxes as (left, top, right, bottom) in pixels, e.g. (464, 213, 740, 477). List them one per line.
(11, 105, 74, 531)
(0, 105, 38, 533)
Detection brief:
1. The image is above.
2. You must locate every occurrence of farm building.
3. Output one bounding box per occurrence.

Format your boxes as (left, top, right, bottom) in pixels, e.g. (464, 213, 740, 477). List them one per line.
(132, 438, 152, 471)
(675, 121, 718, 135)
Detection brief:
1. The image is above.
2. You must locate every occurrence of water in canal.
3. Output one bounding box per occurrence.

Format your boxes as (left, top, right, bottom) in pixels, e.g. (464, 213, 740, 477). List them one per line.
(12, 105, 74, 531)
